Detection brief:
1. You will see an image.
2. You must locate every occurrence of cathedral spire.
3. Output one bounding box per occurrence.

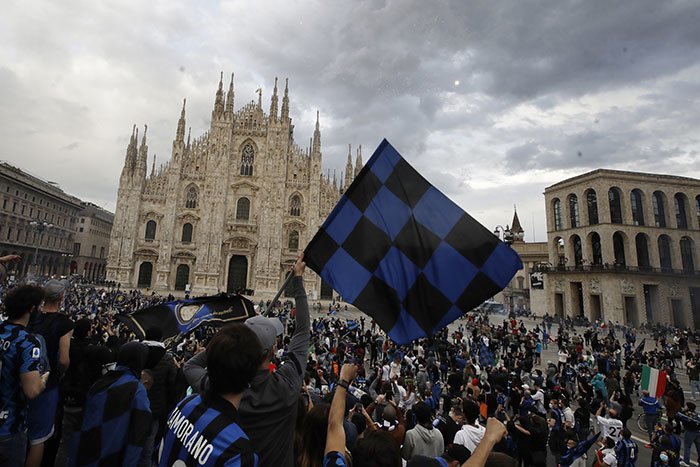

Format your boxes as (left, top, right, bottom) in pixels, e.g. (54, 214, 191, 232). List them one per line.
(281, 78, 289, 121)
(122, 124, 138, 177)
(140, 124, 147, 148)
(355, 145, 363, 177)
(225, 73, 234, 116)
(137, 125, 148, 179)
(151, 153, 156, 177)
(312, 110, 321, 154)
(344, 144, 353, 188)
(186, 127, 191, 150)
(213, 72, 225, 116)
(511, 205, 525, 242)
(511, 205, 524, 234)
(269, 77, 279, 122)
(176, 98, 186, 143)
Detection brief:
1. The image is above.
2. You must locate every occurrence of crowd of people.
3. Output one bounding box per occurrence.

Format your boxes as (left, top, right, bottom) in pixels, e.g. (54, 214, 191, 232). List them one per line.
(1, 252, 700, 466)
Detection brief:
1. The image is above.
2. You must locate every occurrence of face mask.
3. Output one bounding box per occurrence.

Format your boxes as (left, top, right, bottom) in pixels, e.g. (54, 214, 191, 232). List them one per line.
(660, 453, 669, 462)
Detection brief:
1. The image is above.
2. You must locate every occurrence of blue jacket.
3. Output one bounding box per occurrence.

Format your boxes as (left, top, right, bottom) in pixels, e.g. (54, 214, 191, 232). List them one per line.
(639, 395, 662, 414)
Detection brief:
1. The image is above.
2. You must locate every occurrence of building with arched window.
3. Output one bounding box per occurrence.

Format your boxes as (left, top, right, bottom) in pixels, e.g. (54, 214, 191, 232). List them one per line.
(107, 74, 362, 298)
(492, 209, 549, 314)
(0, 162, 84, 278)
(543, 169, 700, 328)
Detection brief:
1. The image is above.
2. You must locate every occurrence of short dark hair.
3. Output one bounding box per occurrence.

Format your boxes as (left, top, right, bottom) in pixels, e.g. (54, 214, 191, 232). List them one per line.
(413, 402, 432, 426)
(207, 323, 262, 395)
(3, 285, 44, 320)
(462, 400, 480, 424)
(352, 430, 402, 467)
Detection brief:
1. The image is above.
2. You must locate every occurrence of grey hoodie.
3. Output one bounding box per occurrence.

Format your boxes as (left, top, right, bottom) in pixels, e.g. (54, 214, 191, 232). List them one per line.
(402, 423, 445, 460)
(183, 276, 309, 467)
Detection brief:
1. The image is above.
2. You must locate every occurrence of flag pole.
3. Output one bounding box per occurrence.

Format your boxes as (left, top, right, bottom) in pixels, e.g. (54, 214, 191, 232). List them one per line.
(262, 273, 294, 316)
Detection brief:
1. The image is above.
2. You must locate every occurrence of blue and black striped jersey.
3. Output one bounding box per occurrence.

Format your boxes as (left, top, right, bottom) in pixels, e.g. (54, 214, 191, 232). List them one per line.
(159, 393, 257, 467)
(0, 321, 44, 437)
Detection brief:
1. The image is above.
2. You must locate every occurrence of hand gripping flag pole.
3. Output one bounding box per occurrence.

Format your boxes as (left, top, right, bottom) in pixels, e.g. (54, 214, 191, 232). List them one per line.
(303, 139, 523, 345)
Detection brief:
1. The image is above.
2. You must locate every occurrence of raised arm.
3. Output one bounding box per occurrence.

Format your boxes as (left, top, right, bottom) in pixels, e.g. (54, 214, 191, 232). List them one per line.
(287, 255, 310, 370)
(325, 364, 358, 456)
(462, 418, 507, 467)
(183, 349, 208, 392)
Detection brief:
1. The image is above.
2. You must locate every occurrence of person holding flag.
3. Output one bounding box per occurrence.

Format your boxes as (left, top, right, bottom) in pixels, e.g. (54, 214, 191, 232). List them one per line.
(639, 389, 663, 445)
(183, 254, 309, 467)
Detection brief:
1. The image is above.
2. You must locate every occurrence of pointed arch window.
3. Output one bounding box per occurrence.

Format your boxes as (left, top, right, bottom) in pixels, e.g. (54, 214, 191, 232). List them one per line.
(630, 189, 644, 226)
(568, 194, 580, 228)
(290, 195, 301, 217)
(240, 144, 254, 176)
(181, 223, 193, 243)
(653, 191, 667, 227)
(185, 186, 198, 209)
(586, 189, 599, 225)
(236, 197, 250, 220)
(288, 230, 299, 251)
(145, 220, 157, 240)
(553, 198, 563, 231)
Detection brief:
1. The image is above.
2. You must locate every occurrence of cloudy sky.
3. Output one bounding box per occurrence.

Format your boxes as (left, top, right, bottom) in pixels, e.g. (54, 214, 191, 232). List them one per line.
(1, 0, 699, 241)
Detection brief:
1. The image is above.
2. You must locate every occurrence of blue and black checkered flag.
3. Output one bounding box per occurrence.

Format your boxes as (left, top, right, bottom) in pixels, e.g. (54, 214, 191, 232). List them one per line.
(304, 139, 522, 344)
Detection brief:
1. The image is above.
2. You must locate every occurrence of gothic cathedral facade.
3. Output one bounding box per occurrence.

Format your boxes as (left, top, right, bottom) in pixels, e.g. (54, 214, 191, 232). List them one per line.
(106, 74, 363, 299)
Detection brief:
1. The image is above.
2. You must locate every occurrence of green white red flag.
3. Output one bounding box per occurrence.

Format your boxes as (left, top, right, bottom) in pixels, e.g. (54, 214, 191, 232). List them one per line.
(641, 365, 667, 398)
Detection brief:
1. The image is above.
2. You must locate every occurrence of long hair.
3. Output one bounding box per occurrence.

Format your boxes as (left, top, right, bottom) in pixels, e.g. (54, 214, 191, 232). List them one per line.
(297, 403, 331, 467)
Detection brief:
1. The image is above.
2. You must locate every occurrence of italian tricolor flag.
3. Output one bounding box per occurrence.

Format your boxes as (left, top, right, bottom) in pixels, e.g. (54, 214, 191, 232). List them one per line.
(641, 365, 667, 399)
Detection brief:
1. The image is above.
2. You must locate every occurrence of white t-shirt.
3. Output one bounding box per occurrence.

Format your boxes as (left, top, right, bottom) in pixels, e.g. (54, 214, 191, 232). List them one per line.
(454, 423, 486, 454)
(602, 451, 618, 466)
(596, 416, 623, 442)
(390, 361, 401, 379)
(558, 350, 569, 363)
(563, 407, 575, 428)
(382, 365, 390, 382)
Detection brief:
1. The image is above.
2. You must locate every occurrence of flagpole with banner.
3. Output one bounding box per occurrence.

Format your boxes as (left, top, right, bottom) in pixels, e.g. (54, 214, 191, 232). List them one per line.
(641, 365, 667, 398)
(303, 139, 523, 345)
(262, 273, 294, 317)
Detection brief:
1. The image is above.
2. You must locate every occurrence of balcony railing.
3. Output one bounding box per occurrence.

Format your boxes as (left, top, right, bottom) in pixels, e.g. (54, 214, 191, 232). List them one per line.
(549, 263, 699, 276)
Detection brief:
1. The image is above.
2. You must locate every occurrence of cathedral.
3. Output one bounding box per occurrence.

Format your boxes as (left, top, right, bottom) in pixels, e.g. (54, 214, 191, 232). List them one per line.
(106, 73, 363, 299)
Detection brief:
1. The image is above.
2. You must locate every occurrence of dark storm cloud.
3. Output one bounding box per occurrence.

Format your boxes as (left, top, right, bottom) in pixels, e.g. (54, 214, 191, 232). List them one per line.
(1, 0, 699, 237)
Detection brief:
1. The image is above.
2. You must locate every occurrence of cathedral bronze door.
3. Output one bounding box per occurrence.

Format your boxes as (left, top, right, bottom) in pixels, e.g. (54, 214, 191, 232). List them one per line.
(137, 262, 153, 288)
(227, 255, 248, 293)
(320, 280, 333, 300)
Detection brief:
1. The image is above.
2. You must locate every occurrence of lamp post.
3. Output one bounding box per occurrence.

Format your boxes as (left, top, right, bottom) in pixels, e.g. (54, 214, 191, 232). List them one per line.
(29, 220, 53, 276)
(493, 224, 514, 245)
(61, 252, 72, 276)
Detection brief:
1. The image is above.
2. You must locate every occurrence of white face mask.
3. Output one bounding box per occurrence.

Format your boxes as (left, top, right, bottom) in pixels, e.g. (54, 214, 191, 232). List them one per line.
(660, 453, 669, 462)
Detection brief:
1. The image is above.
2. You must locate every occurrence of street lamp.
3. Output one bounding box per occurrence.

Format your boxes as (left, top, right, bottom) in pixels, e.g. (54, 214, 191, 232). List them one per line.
(29, 220, 54, 275)
(61, 252, 72, 276)
(493, 224, 514, 245)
